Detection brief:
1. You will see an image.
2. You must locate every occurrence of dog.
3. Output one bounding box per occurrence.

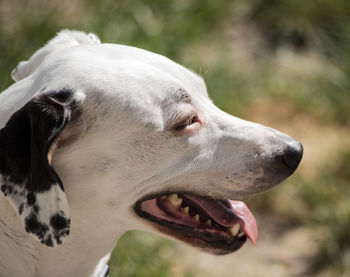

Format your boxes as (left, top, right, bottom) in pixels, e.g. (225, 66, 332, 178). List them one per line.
(0, 30, 303, 277)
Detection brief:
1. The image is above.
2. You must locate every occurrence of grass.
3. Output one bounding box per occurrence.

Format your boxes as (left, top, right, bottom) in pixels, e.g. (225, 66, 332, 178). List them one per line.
(109, 231, 187, 277)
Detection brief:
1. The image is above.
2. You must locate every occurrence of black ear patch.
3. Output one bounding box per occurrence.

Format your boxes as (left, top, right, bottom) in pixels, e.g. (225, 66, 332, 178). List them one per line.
(0, 89, 83, 247)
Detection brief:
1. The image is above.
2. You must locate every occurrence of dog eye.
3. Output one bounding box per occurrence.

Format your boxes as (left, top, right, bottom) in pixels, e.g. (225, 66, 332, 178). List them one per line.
(174, 114, 200, 131)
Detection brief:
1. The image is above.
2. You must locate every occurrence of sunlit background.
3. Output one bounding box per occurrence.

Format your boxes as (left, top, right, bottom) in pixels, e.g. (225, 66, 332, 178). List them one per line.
(1, 0, 349, 276)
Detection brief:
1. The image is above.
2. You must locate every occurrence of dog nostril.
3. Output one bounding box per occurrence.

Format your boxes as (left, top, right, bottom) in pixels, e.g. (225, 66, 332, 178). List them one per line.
(281, 142, 303, 171)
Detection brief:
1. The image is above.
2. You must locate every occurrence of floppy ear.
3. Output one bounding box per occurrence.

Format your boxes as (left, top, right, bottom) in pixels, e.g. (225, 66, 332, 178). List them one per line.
(0, 89, 84, 247)
(11, 29, 100, 81)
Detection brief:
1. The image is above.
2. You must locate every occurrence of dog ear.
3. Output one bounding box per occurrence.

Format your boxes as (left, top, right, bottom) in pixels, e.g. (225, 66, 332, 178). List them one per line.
(0, 89, 84, 247)
(11, 30, 100, 81)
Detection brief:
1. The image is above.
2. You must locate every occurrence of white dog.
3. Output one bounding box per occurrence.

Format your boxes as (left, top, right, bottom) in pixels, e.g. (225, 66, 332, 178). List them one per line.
(0, 30, 302, 277)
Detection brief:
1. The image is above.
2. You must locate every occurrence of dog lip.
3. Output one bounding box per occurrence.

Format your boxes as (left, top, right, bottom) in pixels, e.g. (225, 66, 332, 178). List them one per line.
(134, 201, 247, 254)
(134, 191, 257, 252)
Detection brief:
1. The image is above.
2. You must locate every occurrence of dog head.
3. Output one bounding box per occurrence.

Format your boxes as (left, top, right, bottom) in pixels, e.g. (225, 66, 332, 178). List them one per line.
(0, 30, 302, 254)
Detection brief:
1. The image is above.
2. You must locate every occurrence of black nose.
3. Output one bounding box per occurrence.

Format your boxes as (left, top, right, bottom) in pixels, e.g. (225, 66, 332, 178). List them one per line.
(281, 142, 303, 173)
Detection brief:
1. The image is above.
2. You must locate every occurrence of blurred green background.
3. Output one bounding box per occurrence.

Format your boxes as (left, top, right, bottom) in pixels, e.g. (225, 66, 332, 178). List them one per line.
(1, 0, 350, 276)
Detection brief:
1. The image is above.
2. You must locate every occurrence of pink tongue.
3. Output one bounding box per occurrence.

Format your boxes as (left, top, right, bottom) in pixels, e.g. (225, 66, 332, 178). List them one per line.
(228, 200, 258, 245)
(183, 195, 258, 244)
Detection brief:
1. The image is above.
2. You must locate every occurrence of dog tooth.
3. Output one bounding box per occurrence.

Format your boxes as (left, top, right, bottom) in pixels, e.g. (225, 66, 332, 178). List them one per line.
(229, 224, 240, 236)
(194, 214, 200, 222)
(182, 206, 189, 214)
(167, 194, 183, 206)
(237, 232, 245, 238)
(206, 219, 212, 226)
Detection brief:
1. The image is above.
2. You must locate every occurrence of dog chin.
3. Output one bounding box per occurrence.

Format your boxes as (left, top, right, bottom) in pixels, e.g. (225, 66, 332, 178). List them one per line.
(155, 222, 248, 255)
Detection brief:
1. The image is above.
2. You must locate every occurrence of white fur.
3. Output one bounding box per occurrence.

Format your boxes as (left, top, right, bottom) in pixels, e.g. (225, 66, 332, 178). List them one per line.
(0, 30, 301, 277)
(11, 30, 100, 82)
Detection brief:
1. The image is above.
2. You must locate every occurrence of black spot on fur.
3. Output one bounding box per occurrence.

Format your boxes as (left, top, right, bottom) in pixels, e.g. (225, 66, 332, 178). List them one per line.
(33, 205, 40, 213)
(50, 213, 69, 230)
(56, 237, 63, 245)
(43, 235, 53, 247)
(27, 192, 36, 206)
(50, 214, 70, 245)
(19, 203, 24, 215)
(7, 185, 13, 194)
(1, 184, 7, 193)
(25, 214, 49, 239)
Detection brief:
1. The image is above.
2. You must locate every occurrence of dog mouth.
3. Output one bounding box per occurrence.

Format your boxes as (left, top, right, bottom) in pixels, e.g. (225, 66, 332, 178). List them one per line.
(134, 193, 257, 255)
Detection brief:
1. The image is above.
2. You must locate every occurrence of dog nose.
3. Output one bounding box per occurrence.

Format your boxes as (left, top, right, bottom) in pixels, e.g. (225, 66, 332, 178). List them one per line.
(281, 141, 303, 173)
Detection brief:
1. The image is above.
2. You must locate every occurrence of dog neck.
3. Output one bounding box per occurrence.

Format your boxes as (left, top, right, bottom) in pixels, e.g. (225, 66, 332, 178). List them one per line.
(0, 180, 127, 277)
(0, 193, 39, 276)
(0, 112, 140, 276)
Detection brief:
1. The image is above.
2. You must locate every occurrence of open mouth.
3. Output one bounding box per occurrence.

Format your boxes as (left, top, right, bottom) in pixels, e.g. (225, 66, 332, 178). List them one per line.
(134, 193, 258, 255)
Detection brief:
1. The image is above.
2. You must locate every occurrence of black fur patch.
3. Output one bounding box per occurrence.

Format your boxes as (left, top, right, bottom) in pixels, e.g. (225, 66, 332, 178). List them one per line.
(33, 205, 40, 213)
(27, 192, 36, 206)
(50, 213, 69, 230)
(25, 213, 49, 239)
(44, 235, 54, 247)
(0, 88, 80, 246)
(1, 184, 7, 194)
(51, 214, 71, 245)
(0, 93, 68, 191)
(18, 203, 24, 215)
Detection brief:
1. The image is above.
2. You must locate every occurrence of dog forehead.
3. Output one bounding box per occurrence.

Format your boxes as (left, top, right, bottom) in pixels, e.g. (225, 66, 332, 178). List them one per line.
(31, 43, 210, 130)
(41, 43, 208, 101)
